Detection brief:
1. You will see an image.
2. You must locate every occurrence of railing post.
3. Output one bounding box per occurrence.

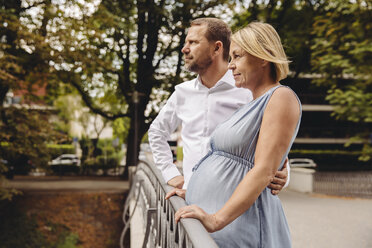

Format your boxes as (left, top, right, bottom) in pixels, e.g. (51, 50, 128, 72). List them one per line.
(142, 208, 156, 248)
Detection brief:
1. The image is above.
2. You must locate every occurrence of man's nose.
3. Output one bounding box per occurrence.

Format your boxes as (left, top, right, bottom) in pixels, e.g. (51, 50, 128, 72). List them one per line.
(181, 45, 189, 54)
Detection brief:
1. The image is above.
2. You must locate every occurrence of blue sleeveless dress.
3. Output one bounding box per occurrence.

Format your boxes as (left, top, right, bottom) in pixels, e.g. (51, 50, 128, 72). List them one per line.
(186, 85, 301, 248)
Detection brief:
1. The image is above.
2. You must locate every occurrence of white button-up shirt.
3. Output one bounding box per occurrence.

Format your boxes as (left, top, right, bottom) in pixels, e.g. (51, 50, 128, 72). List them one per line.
(148, 70, 253, 188)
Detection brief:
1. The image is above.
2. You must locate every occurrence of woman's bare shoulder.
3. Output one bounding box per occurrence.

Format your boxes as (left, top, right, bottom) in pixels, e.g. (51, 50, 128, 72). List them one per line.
(266, 86, 301, 119)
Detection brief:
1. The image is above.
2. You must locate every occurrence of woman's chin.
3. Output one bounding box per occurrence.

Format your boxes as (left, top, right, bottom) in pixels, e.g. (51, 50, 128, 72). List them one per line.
(235, 82, 242, 88)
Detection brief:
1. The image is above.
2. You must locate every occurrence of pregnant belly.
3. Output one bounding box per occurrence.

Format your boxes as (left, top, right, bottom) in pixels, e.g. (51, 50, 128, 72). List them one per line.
(186, 154, 251, 212)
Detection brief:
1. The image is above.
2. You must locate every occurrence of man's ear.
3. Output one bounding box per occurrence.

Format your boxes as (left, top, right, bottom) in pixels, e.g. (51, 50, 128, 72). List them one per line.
(214, 41, 223, 51)
(262, 59, 270, 67)
(214, 41, 223, 53)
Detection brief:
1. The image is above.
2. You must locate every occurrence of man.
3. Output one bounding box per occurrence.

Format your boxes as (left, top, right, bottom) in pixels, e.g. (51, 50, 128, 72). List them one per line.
(148, 18, 288, 192)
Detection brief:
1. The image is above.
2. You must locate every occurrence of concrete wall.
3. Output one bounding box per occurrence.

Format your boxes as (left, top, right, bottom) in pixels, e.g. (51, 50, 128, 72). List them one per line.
(288, 168, 315, 193)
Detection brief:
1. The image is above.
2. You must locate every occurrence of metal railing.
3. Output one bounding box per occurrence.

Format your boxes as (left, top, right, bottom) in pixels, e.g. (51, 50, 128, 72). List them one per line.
(120, 159, 218, 248)
(314, 171, 372, 198)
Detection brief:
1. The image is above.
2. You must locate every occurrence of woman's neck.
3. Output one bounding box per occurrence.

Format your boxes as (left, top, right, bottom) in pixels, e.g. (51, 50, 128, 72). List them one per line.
(251, 81, 280, 99)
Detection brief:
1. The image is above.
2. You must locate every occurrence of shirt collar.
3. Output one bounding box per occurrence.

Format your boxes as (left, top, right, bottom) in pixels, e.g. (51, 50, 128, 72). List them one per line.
(194, 70, 235, 90)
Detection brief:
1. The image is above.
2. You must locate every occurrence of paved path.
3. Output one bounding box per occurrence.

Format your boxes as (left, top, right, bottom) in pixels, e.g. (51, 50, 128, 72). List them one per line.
(280, 189, 372, 248)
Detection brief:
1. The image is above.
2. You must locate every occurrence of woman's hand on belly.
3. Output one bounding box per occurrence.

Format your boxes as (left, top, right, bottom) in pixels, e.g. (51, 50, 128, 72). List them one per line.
(175, 205, 221, 233)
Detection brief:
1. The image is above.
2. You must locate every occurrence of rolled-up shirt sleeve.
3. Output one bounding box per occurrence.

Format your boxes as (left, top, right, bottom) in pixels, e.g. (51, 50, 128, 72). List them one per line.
(148, 92, 182, 182)
(284, 160, 290, 188)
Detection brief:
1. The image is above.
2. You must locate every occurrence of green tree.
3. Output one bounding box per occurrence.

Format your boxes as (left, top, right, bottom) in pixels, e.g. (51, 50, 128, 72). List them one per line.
(0, 0, 65, 199)
(47, 0, 231, 172)
(112, 117, 130, 146)
(311, 0, 372, 160)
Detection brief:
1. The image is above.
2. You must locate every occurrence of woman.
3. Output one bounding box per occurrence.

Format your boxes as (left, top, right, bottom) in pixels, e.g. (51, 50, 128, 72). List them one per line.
(173, 22, 301, 247)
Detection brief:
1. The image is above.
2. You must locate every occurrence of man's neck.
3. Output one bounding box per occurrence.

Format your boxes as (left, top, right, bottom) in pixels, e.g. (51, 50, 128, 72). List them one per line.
(199, 61, 229, 88)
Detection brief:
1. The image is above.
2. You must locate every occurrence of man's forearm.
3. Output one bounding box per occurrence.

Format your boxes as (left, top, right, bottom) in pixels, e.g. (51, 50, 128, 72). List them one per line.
(168, 175, 184, 189)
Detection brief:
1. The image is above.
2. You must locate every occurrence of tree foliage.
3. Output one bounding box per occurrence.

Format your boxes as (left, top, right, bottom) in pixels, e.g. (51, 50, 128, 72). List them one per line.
(46, 0, 231, 167)
(0, 0, 66, 199)
(311, 0, 372, 160)
(233, 0, 371, 161)
(0, 0, 233, 183)
(2, 0, 370, 178)
(232, 0, 325, 77)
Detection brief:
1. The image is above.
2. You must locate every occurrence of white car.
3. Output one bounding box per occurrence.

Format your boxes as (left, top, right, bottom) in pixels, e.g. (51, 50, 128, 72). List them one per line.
(49, 154, 81, 166)
(289, 158, 317, 168)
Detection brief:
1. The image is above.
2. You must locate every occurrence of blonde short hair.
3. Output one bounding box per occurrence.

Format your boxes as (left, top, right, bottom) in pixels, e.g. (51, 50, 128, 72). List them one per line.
(231, 22, 290, 82)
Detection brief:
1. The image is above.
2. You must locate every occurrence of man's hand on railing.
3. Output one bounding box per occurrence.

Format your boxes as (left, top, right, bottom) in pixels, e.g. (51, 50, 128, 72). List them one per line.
(165, 188, 186, 200)
(167, 175, 185, 189)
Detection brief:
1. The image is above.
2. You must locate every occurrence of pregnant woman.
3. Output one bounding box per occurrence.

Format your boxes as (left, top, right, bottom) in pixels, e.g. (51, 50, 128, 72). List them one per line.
(175, 22, 302, 247)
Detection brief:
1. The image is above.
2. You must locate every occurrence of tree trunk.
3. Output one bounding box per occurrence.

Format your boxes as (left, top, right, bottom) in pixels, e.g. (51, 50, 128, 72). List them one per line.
(123, 96, 149, 179)
(0, 84, 9, 106)
(0, 84, 9, 124)
(250, 0, 259, 21)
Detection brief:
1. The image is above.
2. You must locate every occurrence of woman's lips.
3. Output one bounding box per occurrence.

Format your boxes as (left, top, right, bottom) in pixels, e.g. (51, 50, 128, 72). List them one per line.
(233, 73, 241, 79)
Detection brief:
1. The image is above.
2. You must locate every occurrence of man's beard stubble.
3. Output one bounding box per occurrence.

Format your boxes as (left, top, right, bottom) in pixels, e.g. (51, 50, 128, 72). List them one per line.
(185, 55, 213, 74)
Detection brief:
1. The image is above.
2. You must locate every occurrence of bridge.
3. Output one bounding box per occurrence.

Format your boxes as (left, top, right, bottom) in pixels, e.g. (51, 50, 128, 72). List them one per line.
(120, 158, 218, 248)
(119, 156, 372, 248)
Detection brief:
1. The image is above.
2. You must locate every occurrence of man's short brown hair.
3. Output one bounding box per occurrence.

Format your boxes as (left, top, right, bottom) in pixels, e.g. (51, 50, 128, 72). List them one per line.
(191, 18, 231, 61)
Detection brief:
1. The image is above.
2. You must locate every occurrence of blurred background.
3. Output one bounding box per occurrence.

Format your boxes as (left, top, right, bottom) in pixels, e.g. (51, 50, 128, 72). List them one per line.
(0, 0, 371, 247)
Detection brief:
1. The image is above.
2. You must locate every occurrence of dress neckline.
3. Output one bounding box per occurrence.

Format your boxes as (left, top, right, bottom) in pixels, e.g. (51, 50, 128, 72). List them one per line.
(250, 84, 283, 103)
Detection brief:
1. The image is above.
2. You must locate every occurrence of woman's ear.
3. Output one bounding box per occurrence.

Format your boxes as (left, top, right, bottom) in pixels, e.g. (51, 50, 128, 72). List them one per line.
(262, 59, 269, 67)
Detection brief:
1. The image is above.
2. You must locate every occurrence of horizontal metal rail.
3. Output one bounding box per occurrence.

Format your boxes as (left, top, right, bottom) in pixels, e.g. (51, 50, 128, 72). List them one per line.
(314, 171, 372, 198)
(120, 158, 218, 248)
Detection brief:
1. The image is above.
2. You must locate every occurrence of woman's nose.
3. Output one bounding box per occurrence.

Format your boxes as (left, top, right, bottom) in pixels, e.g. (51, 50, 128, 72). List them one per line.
(228, 62, 235, 69)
